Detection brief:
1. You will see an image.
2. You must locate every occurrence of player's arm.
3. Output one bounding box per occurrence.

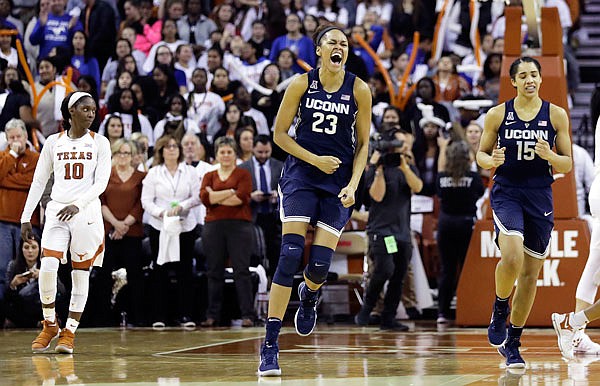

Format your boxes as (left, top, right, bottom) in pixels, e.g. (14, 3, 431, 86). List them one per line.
(476, 104, 505, 170)
(73, 136, 112, 210)
(20, 137, 53, 224)
(537, 104, 572, 173)
(339, 77, 371, 208)
(272, 74, 340, 174)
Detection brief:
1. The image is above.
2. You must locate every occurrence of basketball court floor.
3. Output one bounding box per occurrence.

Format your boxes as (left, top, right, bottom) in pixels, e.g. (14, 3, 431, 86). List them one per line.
(1, 322, 598, 385)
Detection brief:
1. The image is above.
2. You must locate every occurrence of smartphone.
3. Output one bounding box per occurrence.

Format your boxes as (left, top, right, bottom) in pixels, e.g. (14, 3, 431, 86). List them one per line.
(20, 271, 32, 277)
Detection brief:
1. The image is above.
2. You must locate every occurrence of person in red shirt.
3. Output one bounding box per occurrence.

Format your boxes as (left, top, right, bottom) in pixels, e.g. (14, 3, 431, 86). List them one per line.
(200, 136, 255, 327)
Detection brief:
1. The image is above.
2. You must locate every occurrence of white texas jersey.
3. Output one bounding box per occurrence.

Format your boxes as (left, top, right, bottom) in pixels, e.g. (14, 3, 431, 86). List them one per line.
(21, 131, 112, 223)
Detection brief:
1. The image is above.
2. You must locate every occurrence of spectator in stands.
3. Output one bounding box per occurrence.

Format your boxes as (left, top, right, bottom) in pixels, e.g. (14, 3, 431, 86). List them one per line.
(154, 93, 199, 139)
(251, 63, 283, 129)
(236, 40, 271, 92)
(0, 68, 38, 134)
(276, 48, 297, 82)
(141, 135, 201, 329)
(200, 136, 255, 327)
(176, 0, 217, 56)
(403, 77, 451, 135)
(436, 140, 484, 323)
(146, 45, 188, 94)
(302, 14, 319, 39)
(95, 139, 146, 326)
(70, 30, 100, 91)
(477, 53, 502, 104)
(250, 20, 272, 59)
(185, 68, 226, 140)
(239, 135, 283, 278)
(307, 0, 349, 28)
(101, 88, 154, 145)
(389, 51, 410, 94)
(389, 0, 416, 48)
(31, 57, 77, 138)
(356, 0, 393, 26)
(0, 119, 40, 303)
(182, 132, 206, 166)
(269, 13, 316, 72)
(236, 126, 255, 163)
(29, 0, 81, 59)
(4, 236, 67, 328)
(104, 114, 125, 146)
(152, 63, 181, 115)
(231, 0, 260, 41)
(101, 39, 139, 98)
(355, 128, 423, 331)
(214, 102, 244, 141)
(119, 1, 155, 56)
(131, 132, 149, 171)
(432, 56, 471, 105)
(80, 0, 117, 69)
(131, 76, 161, 126)
(412, 112, 446, 196)
(0, 25, 17, 68)
(233, 84, 269, 136)
(143, 19, 187, 75)
(105, 69, 134, 102)
(24, 0, 51, 71)
(174, 44, 194, 89)
(106, 56, 141, 101)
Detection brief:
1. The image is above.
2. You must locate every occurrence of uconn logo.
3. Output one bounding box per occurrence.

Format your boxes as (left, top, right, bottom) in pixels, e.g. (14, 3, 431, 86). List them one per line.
(305, 98, 350, 114)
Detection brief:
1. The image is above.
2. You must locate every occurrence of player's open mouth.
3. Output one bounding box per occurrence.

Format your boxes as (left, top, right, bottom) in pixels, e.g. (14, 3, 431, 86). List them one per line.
(331, 52, 342, 65)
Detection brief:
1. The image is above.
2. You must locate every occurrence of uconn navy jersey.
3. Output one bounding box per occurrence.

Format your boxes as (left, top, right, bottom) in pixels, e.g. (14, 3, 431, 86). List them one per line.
(494, 99, 556, 187)
(281, 69, 358, 194)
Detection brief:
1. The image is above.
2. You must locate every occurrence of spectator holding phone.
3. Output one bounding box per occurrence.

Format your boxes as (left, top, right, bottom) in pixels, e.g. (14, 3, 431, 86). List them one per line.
(4, 235, 66, 328)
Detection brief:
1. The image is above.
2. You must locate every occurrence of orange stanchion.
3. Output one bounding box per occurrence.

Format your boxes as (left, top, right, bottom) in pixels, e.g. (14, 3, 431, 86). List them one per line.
(469, 0, 482, 67)
(396, 32, 420, 109)
(432, 0, 449, 61)
(32, 67, 74, 119)
(296, 58, 313, 72)
(353, 33, 396, 107)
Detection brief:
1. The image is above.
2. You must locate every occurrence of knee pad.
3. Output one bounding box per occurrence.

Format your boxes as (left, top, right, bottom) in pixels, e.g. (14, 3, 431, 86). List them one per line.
(39, 257, 59, 305)
(273, 234, 305, 287)
(70, 269, 90, 313)
(304, 245, 333, 285)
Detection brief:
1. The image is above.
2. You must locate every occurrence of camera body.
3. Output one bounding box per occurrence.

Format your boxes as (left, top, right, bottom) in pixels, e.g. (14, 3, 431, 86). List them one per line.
(372, 130, 405, 167)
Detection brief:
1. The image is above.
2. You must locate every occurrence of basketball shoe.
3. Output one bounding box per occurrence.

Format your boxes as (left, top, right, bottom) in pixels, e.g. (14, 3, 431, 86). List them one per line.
(32, 319, 60, 353)
(552, 312, 585, 359)
(258, 342, 281, 376)
(295, 282, 319, 336)
(488, 300, 510, 347)
(497, 336, 526, 368)
(55, 329, 75, 354)
(574, 332, 600, 355)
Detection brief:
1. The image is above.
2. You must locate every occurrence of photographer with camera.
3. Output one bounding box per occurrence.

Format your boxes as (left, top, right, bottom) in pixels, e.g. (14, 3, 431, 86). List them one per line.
(355, 128, 423, 331)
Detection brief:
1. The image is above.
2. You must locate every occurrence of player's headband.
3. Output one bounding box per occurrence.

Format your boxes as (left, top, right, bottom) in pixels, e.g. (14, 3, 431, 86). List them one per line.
(315, 26, 344, 46)
(68, 92, 93, 109)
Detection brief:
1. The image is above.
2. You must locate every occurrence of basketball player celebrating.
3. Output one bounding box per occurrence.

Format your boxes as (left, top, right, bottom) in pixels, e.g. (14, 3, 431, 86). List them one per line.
(477, 57, 572, 368)
(258, 25, 371, 376)
(21, 92, 111, 353)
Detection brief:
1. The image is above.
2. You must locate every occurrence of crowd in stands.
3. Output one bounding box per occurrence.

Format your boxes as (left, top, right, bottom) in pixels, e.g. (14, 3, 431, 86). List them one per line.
(0, 0, 583, 328)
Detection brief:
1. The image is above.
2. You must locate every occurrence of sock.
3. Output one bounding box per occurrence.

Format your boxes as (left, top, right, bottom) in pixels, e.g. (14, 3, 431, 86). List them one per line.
(508, 324, 523, 338)
(42, 308, 56, 323)
(495, 295, 509, 303)
(65, 318, 79, 334)
(265, 318, 282, 346)
(572, 311, 589, 328)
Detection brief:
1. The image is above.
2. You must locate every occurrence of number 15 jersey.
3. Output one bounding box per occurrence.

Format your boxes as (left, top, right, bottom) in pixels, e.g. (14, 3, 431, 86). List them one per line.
(494, 98, 556, 188)
(282, 68, 358, 195)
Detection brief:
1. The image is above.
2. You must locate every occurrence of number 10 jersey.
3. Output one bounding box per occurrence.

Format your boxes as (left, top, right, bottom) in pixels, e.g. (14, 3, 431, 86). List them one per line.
(282, 68, 358, 195)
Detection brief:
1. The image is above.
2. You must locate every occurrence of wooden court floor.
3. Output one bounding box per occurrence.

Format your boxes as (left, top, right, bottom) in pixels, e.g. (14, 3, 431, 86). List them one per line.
(2, 322, 600, 385)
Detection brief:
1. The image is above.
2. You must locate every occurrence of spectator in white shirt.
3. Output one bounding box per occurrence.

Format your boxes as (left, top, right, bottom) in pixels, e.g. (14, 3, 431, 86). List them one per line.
(233, 84, 269, 136)
(185, 68, 226, 141)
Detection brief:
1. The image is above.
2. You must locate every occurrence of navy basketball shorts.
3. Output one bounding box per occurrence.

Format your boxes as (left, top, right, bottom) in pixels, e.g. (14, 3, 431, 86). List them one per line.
(278, 179, 351, 238)
(491, 183, 554, 259)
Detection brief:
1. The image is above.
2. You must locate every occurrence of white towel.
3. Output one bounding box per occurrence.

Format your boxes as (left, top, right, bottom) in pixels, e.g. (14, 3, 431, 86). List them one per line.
(157, 214, 182, 266)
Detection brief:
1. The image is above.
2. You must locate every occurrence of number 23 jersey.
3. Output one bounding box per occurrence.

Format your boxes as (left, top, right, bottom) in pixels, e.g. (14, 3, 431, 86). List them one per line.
(494, 98, 556, 188)
(282, 68, 358, 194)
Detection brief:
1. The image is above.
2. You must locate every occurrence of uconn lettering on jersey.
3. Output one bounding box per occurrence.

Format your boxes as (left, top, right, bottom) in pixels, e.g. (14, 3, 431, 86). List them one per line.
(57, 152, 93, 161)
(504, 129, 548, 141)
(305, 97, 350, 115)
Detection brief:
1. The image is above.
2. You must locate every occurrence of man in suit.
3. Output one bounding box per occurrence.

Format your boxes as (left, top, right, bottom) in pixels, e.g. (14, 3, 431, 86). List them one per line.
(239, 135, 283, 278)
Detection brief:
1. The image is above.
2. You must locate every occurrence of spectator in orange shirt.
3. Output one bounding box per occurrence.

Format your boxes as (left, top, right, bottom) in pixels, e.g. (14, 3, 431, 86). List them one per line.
(0, 119, 40, 304)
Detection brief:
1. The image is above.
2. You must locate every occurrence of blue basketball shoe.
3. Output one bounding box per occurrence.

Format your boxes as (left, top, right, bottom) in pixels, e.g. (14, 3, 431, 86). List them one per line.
(498, 336, 526, 369)
(295, 282, 319, 336)
(258, 342, 281, 377)
(488, 300, 510, 347)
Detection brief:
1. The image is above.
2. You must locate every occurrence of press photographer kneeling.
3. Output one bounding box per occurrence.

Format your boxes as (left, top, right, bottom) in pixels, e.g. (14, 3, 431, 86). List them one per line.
(355, 127, 423, 331)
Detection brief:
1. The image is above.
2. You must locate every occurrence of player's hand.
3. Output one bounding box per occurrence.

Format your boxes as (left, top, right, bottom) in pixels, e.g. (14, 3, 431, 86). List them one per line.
(338, 185, 356, 208)
(57, 205, 79, 222)
(534, 138, 553, 160)
(491, 147, 506, 167)
(21, 222, 34, 242)
(314, 155, 341, 174)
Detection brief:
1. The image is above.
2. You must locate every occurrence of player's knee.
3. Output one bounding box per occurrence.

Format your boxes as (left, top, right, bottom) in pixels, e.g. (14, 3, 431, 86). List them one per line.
(39, 257, 60, 304)
(304, 245, 333, 285)
(40, 256, 60, 273)
(70, 269, 90, 313)
(273, 234, 305, 287)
